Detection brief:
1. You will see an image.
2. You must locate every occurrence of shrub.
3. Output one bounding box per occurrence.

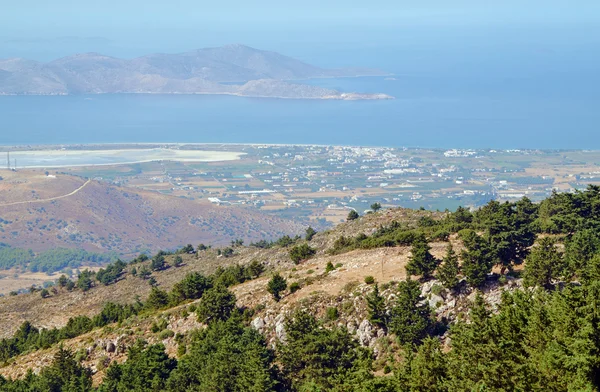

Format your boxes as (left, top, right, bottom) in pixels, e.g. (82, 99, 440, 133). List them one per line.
(289, 244, 317, 264)
(325, 261, 335, 273)
(173, 256, 183, 267)
(364, 276, 375, 284)
(431, 284, 444, 296)
(326, 307, 339, 321)
(159, 329, 175, 339)
(289, 282, 301, 294)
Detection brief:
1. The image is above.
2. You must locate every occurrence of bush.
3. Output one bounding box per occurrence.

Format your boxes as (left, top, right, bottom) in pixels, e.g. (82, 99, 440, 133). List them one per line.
(40, 288, 50, 298)
(289, 282, 301, 294)
(173, 256, 183, 267)
(159, 329, 175, 339)
(289, 244, 316, 264)
(364, 276, 375, 284)
(326, 307, 339, 321)
(325, 261, 335, 273)
(347, 210, 360, 221)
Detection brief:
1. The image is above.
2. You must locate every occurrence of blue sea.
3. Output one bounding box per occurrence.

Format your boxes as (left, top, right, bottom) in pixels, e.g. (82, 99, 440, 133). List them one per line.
(0, 73, 598, 149)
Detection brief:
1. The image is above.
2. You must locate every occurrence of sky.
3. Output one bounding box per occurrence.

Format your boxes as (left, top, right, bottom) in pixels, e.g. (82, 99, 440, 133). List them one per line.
(1, 0, 599, 68)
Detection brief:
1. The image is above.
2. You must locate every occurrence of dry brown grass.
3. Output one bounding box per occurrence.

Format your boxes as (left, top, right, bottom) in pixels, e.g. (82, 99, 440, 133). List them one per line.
(0, 170, 305, 256)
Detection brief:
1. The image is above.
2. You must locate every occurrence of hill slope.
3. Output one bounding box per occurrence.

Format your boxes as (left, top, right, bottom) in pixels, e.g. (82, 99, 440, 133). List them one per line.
(0, 170, 305, 256)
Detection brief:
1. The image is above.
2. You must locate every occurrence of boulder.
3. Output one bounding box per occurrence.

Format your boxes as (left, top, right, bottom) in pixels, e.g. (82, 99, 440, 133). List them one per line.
(106, 341, 116, 353)
(251, 317, 265, 333)
(275, 321, 287, 343)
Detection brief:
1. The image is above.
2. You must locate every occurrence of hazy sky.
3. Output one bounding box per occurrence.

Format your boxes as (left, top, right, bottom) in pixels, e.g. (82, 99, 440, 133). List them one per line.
(1, 0, 599, 71)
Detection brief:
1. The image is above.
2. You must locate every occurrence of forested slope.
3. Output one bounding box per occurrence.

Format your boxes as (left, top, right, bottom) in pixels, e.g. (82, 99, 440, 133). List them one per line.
(2, 186, 600, 391)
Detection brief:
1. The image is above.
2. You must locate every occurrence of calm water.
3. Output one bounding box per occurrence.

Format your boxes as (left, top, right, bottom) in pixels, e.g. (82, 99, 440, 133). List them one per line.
(0, 74, 598, 149)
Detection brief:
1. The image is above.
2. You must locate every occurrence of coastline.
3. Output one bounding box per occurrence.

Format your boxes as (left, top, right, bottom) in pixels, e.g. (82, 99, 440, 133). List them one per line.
(0, 90, 394, 100)
(1, 149, 246, 168)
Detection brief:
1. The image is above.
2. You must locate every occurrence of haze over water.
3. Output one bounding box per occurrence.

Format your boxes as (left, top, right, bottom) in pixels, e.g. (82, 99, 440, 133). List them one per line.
(2, 1, 599, 149)
(1, 71, 598, 149)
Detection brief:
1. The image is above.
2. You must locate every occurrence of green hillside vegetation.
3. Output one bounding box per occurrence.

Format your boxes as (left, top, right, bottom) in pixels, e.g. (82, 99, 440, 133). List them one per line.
(0, 245, 118, 273)
(2, 186, 600, 391)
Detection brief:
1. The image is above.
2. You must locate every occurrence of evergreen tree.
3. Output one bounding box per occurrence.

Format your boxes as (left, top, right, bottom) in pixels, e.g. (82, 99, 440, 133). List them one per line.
(437, 243, 460, 291)
(347, 210, 359, 221)
(366, 283, 388, 330)
(151, 254, 166, 271)
(267, 273, 287, 302)
(40, 346, 93, 392)
(173, 255, 183, 267)
(167, 316, 278, 392)
(278, 310, 362, 390)
(248, 260, 265, 279)
(371, 202, 382, 212)
(460, 230, 494, 288)
(146, 287, 170, 310)
(408, 337, 447, 392)
(564, 229, 600, 278)
(405, 234, 438, 280)
(170, 272, 212, 304)
(305, 226, 317, 241)
(523, 237, 564, 288)
(100, 340, 176, 392)
(76, 270, 93, 291)
(389, 279, 432, 346)
(57, 274, 69, 288)
(196, 285, 237, 324)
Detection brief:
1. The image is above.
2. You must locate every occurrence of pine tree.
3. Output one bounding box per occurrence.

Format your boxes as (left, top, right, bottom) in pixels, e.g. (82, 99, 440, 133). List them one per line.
(523, 237, 563, 288)
(146, 287, 169, 309)
(389, 279, 432, 346)
(196, 285, 237, 323)
(267, 273, 287, 302)
(406, 234, 438, 280)
(460, 230, 494, 288)
(366, 284, 388, 330)
(347, 210, 359, 221)
(305, 226, 317, 241)
(408, 337, 447, 392)
(437, 243, 460, 290)
(151, 255, 166, 271)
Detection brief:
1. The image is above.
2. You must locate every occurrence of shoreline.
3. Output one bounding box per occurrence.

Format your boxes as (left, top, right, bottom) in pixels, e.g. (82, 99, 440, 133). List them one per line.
(0, 148, 246, 169)
(0, 143, 595, 154)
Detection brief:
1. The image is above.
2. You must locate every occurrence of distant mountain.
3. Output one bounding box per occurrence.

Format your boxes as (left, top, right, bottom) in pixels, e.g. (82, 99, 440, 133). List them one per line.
(0, 45, 393, 100)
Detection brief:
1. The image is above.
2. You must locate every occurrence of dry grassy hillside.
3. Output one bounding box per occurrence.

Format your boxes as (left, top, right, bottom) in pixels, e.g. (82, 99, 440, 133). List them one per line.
(0, 206, 469, 383)
(0, 169, 304, 255)
(0, 206, 442, 338)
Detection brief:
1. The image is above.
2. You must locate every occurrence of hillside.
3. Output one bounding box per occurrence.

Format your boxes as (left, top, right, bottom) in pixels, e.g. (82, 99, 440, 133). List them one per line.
(0, 45, 392, 100)
(0, 169, 305, 256)
(1, 186, 600, 391)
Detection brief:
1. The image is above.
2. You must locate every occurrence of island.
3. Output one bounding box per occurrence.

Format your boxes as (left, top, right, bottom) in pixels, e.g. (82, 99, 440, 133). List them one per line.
(0, 44, 394, 100)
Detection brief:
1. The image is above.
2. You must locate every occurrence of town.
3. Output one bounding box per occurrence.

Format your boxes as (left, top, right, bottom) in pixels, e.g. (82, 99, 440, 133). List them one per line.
(50, 144, 600, 225)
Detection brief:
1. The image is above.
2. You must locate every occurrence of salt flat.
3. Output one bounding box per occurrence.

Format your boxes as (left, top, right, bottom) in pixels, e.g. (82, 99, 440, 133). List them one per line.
(8, 148, 245, 168)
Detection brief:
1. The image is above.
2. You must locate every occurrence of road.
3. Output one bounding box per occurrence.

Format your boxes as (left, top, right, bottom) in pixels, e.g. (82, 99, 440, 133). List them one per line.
(0, 179, 91, 207)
